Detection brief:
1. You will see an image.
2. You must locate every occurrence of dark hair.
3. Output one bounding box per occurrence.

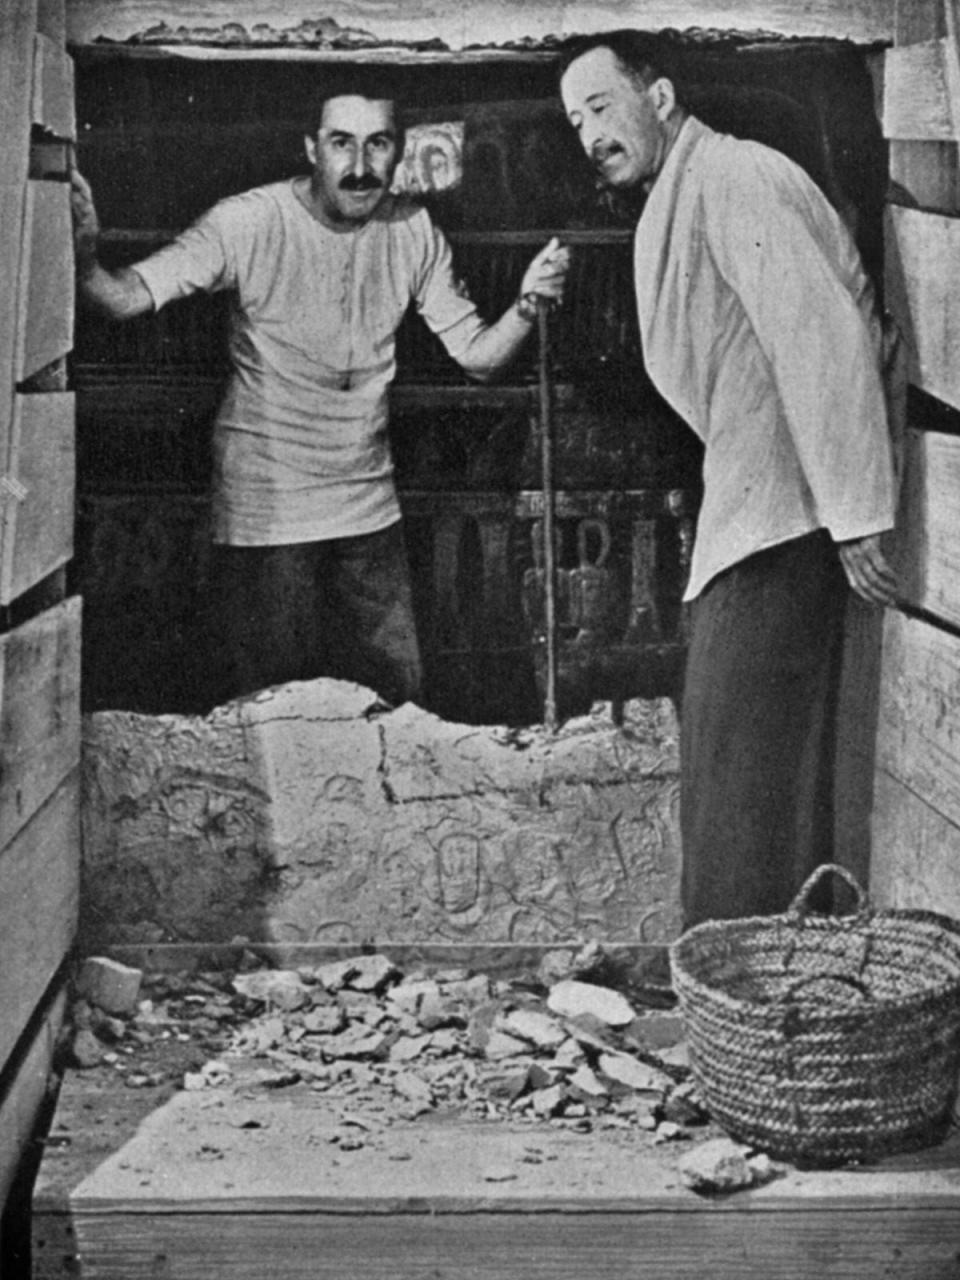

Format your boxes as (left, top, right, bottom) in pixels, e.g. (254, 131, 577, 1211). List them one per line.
(305, 83, 407, 155)
(557, 29, 689, 109)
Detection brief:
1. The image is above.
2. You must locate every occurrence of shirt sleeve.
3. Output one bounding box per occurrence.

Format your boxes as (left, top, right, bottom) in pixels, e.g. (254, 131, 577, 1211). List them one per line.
(131, 204, 234, 312)
(410, 212, 487, 365)
(705, 146, 896, 541)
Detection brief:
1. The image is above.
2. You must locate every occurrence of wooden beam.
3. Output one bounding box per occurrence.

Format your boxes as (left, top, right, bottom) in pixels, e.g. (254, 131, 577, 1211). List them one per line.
(0, 773, 78, 1074)
(942, 0, 960, 133)
(871, 767, 960, 915)
(1, 393, 75, 605)
(883, 41, 955, 141)
(0, 1, 40, 509)
(885, 205, 960, 410)
(893, 428, 960, 629)
(30, 1206, 960, 1280)
(0, 597, 81, 851)
(18, 180, 74, 383)
(33, 29, 75, 139)
(890, 0, 960, 211)
(0, 984, 66, 1213)
(875, 608, 960, 832)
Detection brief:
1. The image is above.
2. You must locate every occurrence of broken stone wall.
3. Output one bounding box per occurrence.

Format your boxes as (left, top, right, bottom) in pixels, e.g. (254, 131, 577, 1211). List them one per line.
(80, 681, 682, 951)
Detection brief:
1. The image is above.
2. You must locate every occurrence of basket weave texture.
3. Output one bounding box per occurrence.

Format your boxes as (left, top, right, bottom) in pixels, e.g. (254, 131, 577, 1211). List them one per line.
(669, 864, 960, 1165)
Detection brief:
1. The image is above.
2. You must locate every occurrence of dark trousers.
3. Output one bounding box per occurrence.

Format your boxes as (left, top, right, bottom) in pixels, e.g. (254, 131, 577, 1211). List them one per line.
(680, 531, 848, 928)
(210, 522, 422, 707)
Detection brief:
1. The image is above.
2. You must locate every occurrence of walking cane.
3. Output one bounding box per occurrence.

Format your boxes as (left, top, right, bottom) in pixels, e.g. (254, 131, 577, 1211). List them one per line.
(537, 299, 558, 733)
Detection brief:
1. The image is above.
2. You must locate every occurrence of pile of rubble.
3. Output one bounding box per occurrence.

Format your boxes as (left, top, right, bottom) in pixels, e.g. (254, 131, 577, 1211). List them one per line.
(67, 946, 778, 1193)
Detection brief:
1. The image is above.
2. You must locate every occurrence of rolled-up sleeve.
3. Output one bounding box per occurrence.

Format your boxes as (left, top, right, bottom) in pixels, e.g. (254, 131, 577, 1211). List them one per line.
(411, 215, 487, 365)
(132, 207, 233, 312)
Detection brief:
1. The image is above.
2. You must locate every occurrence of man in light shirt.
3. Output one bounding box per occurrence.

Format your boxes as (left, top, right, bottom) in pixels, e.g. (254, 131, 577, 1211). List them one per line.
(560, 31, 898, 927)
(71, 86, 569, 708)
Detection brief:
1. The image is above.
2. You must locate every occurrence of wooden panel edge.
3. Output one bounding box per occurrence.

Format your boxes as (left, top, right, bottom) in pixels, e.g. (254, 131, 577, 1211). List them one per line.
(884, 41, 955, 142)
(885, 205, 960, 410)
(0, 983, 67, 1212)
(0, 774, 79, 1072)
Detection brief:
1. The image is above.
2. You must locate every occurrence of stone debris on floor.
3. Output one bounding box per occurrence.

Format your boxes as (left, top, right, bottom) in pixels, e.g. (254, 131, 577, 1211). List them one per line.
(62, 944, 781, 1195)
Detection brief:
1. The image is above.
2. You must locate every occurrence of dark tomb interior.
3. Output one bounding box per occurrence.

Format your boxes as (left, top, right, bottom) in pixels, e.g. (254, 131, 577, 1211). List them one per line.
(70, 32, 886, 723)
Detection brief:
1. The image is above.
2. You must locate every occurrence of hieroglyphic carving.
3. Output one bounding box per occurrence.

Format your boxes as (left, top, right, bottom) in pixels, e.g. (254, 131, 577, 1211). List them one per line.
(81, 686, 682, 948)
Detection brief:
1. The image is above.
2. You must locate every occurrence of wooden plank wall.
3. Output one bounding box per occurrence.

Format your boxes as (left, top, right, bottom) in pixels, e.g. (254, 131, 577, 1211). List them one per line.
(0, 0, 80, 1265)
(873, 0, 960, 915)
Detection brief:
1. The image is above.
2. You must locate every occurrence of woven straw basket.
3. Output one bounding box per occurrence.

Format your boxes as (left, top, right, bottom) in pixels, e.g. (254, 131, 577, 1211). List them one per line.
(669, 864, 960, 1165)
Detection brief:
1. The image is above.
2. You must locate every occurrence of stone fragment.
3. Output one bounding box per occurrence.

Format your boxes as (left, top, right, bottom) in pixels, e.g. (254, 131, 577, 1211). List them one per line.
(465, 1002, 500, 1053)
(337, 990, 385, 1021)
(348, 954, 399, 993)
(537, 949, 576, 987)
(388, 1033, 432, 1063)
(483, 1031, 531, 1061)
(662, 1080, 708, 1126)
(598, 1052, 672, 1095)
(69, 1029, 104, 1069)
(416, 992, 463, 1031)
(547, 980, 635, 1027)
(747, 1153, 777, 1185)
(76, 957, 143, 1017)
(232, 970, 310, 1012)
(623, 1012, 686, 1053)
(499, 1009, 567, 1051)
(658, 1042, 690, 1070)
(312, 958, 361, 991)
(678, 1138, 755, 1193)
(439, 974, 491, 1006)
(317, 1026, 390, 1060)
(653, 1121, 686, 1144)
(70, 999, 94, 1030)
(568, 1065, 609, 1099)
(252, 1068, 301, 1089)
(561, 1013, 614, 1050)
(570, 940, 609, 978)
(481, 1065, 532, 1102)
(551, 1038, 586, 1071)
(526, 1062, 562, 1091)
(529, 1084, 565, 1117)
(302, 1005, 347, 1035)
(386, 978, 440, 1016)
(91, 1013, 128, 1043)
(427, 1028, 460, 1054)
(232, 1015, 286, 1054)
(393, 1073, 434, 1107)
(432, 967, 471, 984)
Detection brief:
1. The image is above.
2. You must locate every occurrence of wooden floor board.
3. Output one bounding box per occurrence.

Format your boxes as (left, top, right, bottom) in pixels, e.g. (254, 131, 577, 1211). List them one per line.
(35, 1208, 960, 1280)
(32, 1058, 960, 1279)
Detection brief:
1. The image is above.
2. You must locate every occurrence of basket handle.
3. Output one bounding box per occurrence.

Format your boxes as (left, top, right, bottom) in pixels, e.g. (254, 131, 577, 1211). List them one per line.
(788, 863, 869, 922)
(776, 972, 872, 1005)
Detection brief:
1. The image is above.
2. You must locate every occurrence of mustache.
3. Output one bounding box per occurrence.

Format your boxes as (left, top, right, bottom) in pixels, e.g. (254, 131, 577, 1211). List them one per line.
(339, 174, 384, 191)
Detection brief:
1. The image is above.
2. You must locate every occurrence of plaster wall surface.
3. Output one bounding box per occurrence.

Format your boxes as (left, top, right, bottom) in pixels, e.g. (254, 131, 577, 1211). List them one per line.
(80, 681, 681, 950)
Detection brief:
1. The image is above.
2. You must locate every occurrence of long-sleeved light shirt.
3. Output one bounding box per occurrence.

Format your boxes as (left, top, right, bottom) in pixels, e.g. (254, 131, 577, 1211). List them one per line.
(135, 182, 486, 546)
(634, 116, 896, 600)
